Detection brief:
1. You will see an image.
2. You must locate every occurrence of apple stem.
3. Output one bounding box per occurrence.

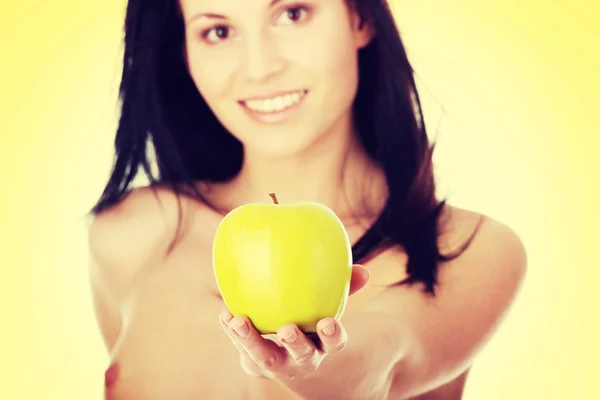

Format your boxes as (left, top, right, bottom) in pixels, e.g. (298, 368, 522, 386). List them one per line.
(269, 193, 279, 204)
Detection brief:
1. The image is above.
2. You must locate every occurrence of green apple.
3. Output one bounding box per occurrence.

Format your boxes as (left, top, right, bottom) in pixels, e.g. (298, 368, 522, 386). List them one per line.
(212, 193, 353, 334)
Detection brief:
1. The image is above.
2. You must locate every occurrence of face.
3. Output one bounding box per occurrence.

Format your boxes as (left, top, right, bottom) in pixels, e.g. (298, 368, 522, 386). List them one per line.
(179, 0, 373, 159)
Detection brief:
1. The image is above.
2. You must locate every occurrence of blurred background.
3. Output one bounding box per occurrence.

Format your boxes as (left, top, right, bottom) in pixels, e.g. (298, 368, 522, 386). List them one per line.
(0, 0, 598, 398)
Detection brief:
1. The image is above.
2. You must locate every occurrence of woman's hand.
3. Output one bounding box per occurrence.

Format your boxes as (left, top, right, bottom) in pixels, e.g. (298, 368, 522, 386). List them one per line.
(218, 264, 370, 381)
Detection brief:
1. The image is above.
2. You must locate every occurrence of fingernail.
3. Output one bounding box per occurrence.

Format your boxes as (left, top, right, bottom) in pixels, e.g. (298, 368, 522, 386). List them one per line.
(220, 313, 233, 329)
(104, 363, 119, 389)
(322, 323, 336, 336)
(283, 330, 298, 343)
(232, 320, 250, 337)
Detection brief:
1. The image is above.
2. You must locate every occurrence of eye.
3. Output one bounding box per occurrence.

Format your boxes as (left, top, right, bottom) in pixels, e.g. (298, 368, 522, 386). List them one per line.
(202, 25, 232, 43)
(276, 6, 310, 25)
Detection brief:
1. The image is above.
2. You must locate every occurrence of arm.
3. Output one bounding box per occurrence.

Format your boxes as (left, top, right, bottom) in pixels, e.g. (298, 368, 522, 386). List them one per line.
(276, 216, 527, 399)
(278, 311, 409, 400)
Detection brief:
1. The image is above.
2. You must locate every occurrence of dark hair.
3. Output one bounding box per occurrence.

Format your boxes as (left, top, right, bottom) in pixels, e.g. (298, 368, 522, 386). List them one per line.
(91, 0, 478, 295)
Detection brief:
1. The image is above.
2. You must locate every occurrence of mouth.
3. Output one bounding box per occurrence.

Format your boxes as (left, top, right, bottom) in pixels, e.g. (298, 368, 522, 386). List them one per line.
(239, 90, 309, 122)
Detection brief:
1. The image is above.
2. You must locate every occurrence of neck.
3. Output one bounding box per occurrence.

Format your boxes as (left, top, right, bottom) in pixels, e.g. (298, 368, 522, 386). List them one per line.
(222, 121, 387, 223)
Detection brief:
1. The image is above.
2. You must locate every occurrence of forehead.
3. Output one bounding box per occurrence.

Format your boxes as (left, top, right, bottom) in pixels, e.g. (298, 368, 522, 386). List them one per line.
(179, 0, 289, 13)
(178, 0, 351, 14)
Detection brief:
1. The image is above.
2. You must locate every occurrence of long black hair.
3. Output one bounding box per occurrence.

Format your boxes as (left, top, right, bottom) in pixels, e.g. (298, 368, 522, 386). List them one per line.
(91, 0, 477, 295)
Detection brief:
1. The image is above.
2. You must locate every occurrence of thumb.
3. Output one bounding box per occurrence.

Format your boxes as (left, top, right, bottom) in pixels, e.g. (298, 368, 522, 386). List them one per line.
(348, 264, 370, 296)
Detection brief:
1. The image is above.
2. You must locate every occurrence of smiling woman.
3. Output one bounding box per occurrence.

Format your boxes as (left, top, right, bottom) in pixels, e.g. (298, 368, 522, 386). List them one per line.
(179, 0, 372, 160)
(87, 0, 527, 399)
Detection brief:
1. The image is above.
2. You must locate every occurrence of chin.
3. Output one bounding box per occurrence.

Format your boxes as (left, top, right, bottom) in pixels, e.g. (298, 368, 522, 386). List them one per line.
(242, 133, 320, 160)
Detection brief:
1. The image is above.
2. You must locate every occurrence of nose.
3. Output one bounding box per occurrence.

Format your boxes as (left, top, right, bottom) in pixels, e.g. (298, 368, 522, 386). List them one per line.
(241, 31, 286, 83)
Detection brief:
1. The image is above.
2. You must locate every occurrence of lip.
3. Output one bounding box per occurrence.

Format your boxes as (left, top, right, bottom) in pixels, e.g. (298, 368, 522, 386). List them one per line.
(238, 89, 309, 125)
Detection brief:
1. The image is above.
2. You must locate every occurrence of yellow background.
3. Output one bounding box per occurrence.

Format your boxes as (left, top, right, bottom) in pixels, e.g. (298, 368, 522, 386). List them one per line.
(1, 0, 598, 399)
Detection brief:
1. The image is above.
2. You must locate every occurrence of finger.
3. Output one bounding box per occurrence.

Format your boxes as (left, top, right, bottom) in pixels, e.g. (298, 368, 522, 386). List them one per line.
(219, 311, 262, 376)
(276, 324, 320, 366)
(228, 316, 287, 371)
(348, 264, 370, 296)
(315, 318, 347, 354)
(219, 310, 247, 353)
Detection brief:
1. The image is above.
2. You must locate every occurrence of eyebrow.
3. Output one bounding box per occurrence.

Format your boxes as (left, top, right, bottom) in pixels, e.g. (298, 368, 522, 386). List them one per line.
(186, 0, 285, 24)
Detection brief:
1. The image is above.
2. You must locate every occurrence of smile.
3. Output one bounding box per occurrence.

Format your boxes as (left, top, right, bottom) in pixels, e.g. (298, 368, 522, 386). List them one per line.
(241, 90, 308, 114)
(238, 89, 309, 124)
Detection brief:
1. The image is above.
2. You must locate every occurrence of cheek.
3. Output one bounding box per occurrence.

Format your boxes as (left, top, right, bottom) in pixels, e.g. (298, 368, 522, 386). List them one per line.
(185, 46, 237, 102)
(283, 26, 359, 119)
(289, 23, 356, 72)
(284, 19, 360, 92)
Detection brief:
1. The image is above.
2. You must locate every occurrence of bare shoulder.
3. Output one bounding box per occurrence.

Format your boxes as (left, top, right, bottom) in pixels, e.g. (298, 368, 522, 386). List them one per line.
(438, 205, 528, 288)
(370, 205, 527, 307)
(86, 184, 216, 312)
(88, 185, 196, 271)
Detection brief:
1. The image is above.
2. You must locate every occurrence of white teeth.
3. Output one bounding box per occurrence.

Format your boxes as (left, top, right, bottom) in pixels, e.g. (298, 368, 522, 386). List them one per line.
(244, 91, 305, 113)
(263, 99, 273, 112)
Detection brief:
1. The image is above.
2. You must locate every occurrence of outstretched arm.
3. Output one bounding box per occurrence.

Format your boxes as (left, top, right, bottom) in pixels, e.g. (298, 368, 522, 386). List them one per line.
(220, 217, 527, 400)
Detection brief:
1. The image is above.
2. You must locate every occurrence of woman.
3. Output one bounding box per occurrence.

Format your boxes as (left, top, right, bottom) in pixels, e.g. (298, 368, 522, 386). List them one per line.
(88, 0, 527, 399)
